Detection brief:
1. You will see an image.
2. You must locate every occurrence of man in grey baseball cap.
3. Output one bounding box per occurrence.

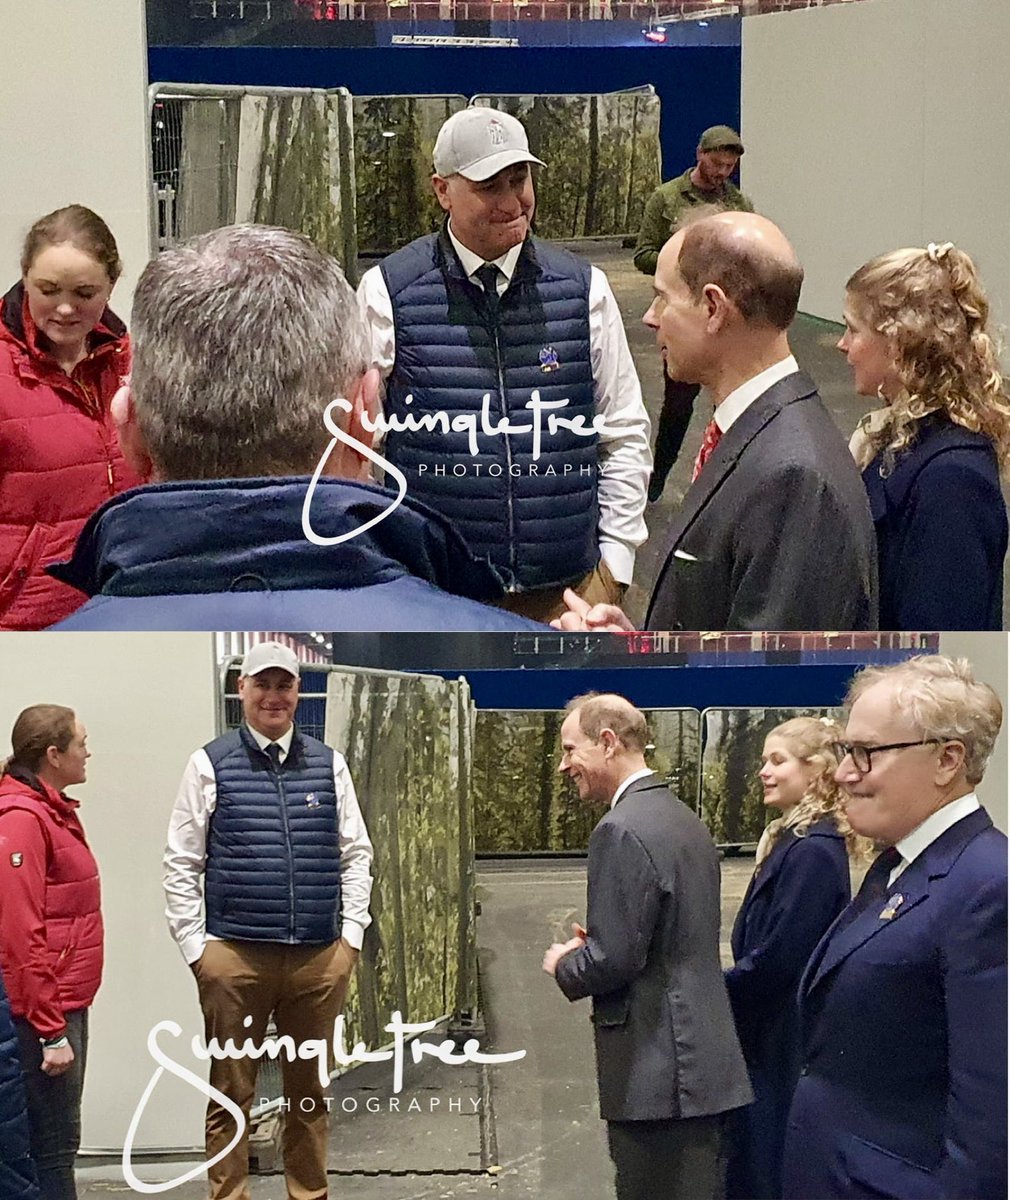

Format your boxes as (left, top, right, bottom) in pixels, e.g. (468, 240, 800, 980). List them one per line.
(164, 640, 374, 1199)
(358, 106, 651, 623)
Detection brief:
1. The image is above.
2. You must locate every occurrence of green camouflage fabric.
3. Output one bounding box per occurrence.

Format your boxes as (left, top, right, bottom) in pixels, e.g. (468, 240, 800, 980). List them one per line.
(633, 168, 754, 277)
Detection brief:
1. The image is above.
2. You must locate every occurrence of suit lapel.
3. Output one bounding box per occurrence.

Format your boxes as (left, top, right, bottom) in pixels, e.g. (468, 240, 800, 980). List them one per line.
(801, 808, 993, 1000)
(646, 372, 816, 624)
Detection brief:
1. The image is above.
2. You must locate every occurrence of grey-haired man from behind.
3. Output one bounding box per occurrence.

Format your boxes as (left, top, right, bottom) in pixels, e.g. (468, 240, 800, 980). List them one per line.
(358, 106, 652, 624)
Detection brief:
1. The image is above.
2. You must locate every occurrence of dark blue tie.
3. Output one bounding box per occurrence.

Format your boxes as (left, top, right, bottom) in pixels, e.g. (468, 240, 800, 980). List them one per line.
(475, 263, 501, 312)
(266, 743, 282, 769)
(833, 846, 903, 933)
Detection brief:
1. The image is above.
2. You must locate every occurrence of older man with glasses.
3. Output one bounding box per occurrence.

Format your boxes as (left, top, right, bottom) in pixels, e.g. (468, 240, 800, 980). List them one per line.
(782, 654, 1007, 1200)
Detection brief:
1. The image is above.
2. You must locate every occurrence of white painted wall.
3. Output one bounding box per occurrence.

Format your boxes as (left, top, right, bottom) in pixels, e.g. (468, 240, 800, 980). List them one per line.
(938, 633, 1009, 834)
(741, 0, 1010, 338)
(0, 0, 152, 319)
(0, 633, 217, 1153)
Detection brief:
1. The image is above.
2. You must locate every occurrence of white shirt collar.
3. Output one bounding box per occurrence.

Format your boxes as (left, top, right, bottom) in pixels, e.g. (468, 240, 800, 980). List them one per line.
(246, 723, 294, 762)
(447, 221, 523, 289)
(714, 355, 799, 434)
(891, 792, 980, 881)
(611, 768, 655, 809)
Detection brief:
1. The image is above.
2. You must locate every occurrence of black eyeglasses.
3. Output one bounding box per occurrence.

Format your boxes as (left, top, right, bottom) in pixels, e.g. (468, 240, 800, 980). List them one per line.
(832, 739, 941, 775)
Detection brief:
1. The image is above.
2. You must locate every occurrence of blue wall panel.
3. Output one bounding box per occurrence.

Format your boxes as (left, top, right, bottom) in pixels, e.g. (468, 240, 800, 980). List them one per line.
(433, 664, 861, 711)
(148, 44, 742, 177)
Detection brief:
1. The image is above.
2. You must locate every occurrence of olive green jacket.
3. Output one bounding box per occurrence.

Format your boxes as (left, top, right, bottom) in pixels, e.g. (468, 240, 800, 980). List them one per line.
(633, 169, 753, 276)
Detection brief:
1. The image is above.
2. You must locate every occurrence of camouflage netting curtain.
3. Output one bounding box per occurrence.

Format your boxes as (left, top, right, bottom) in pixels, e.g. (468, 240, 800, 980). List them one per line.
(474, 91, 662, 240)
(177, 98, 241, 239)
(169, 88, 351, 268)
(473, 708, 701, 854)
(353, 95, 467, 255)
(324, 669, 477, 1050)
(238, 92, 346, 264)
(700, 707, 844, 846)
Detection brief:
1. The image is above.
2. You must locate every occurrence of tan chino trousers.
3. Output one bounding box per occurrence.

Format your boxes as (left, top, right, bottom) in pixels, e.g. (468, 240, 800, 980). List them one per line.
(193, 938, 356, 1200)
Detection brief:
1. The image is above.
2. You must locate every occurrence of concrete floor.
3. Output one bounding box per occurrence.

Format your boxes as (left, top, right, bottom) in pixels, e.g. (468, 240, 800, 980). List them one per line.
(79, 858, 756, 1199)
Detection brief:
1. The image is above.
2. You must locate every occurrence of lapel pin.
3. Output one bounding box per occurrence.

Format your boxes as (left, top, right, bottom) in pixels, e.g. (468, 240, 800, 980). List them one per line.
(538, 345, 560, 373)
(879, 893, 904, 920)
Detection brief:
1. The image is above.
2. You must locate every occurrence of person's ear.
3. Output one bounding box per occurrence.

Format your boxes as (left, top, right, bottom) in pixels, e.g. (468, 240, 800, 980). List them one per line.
(935, 740, 967, 785)
(599, 729, 620, 757)
(111, 383, 155, 482)
(325, 369, 380, 483)
(702, 284, 732, 333)
(432, 174, 452, 213)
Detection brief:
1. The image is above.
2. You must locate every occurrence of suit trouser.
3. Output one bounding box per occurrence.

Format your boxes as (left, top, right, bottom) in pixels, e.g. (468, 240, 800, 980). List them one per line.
(194, 938, 355, 1200)
(649, 378, 701, 499)
(606, 1114, 725, 1200)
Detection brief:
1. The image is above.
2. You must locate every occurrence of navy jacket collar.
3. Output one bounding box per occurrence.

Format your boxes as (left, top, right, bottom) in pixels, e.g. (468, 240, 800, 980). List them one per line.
(49, 476, 509, 601)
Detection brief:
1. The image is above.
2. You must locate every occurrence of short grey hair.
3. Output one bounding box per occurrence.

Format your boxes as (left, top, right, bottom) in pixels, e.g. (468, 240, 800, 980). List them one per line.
(846, 655, 1003, 785)
(130, 224, 367, 479)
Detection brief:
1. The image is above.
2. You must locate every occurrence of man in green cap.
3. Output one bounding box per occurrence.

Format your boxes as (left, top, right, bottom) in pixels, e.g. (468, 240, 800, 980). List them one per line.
(635, 126, 753, 502)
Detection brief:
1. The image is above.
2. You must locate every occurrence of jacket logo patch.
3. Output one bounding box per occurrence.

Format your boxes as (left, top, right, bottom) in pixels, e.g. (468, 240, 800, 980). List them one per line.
(538, 345, 560, 373)
(10, 852, 23, 867)
(305, 793, 320, 809)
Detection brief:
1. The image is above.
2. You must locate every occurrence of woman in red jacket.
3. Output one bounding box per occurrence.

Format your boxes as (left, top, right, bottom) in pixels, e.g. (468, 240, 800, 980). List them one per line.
(0, 206, 141, 629)
(0, 705, 103, 1200)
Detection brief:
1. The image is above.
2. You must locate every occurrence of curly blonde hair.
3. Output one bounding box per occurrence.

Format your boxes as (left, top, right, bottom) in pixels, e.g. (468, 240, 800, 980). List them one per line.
(758, 716, 871, 863)
(846, 245, 1010, 476)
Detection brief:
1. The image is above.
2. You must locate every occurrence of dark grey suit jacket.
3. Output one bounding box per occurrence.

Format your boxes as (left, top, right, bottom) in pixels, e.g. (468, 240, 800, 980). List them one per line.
(645, 372, 878, 631)
(554, 775, 753, 1122)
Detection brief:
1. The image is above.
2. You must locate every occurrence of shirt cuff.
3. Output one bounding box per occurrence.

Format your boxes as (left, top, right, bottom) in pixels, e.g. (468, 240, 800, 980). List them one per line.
(180, 933, 207, 966)
(599, 540, 634, 587)
(341, 920, 365, 950)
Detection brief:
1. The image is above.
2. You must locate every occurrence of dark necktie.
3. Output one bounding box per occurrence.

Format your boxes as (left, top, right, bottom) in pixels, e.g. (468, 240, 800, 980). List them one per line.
(475, 262, 502, 312)
(834, 845, 903, 933)
(266, 743, 282, 769)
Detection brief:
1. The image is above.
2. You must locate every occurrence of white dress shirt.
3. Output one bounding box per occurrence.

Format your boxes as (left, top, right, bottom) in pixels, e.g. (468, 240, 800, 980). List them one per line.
(610, 767, 655, 809)
(163, 724, 374, 965)
(713, 355, 799, 434)
(357, 223, 652, 585)
(889, 791, 981, 887)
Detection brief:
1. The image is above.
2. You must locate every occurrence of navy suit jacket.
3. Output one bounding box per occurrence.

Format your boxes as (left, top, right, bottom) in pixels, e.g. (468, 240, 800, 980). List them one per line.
(645, 372, 877, 631)
(724, 822, 850, 1200)
(864, 414, 1007, 630)
(554, 776, 753, 1122)
(783, 808, 1008, 1200)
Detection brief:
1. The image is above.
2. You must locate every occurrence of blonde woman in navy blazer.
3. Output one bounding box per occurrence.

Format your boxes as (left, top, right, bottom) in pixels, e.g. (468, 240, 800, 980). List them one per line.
(724, 717, 868, 1200)
(840, 243, 1010, 630)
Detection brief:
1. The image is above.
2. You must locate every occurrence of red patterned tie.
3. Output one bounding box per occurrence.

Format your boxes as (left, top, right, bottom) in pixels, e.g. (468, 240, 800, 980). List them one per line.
(692, 418, 722, 482)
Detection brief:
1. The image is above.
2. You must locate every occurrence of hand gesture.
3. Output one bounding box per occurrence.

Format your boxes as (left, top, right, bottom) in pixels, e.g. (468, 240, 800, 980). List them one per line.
(550, 588, 636, 633)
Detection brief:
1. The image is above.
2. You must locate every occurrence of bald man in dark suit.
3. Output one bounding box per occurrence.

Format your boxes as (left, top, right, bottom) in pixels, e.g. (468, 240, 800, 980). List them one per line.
(544, 693, 752, 1199)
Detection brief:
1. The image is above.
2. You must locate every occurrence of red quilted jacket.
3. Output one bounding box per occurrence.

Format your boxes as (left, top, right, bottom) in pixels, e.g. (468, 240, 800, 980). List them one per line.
(0, 770, 104, 1037)
(0, 281, 141, 629)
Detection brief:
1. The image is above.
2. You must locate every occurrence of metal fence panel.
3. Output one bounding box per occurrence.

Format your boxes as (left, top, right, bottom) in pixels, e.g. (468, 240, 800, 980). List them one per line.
(472, 707, 701, 853)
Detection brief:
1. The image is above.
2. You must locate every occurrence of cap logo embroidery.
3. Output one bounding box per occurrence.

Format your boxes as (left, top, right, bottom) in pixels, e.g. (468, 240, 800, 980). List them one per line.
(488, 118, 505, 146)
(539, 345, 560, 373)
